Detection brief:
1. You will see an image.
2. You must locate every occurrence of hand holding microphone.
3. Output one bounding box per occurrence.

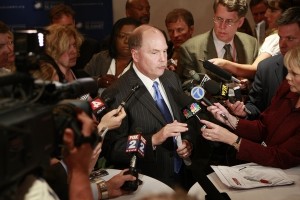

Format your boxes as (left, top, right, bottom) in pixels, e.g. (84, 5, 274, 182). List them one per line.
(121, 134, 146, 191)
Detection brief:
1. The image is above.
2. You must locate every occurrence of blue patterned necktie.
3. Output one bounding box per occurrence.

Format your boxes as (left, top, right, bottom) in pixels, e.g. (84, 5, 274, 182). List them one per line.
(152, 81, 182, 173)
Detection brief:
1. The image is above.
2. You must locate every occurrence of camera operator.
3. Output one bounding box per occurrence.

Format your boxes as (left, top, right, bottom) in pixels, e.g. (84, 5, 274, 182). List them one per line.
(16, 109, 95, 200)
(45, 106, 137, 200)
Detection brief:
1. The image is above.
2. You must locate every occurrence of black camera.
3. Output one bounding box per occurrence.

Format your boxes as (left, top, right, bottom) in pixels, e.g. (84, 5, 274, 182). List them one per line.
(0, 29, 99, 198)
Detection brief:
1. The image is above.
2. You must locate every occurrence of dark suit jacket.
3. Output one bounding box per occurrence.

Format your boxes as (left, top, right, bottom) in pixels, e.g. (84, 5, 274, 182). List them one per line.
(177, 30, 258, 82)
(246, 54, 287, 119)
(101, 67, 203, 189)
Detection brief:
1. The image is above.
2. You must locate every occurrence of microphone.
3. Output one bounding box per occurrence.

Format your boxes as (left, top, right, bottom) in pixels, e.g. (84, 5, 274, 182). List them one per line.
(89, 96, 115, 121)
(121, 133, 146, 191)
(203, 79, 229, 100)
(199, 59, 240, 83)
(188, 70, 211, 87)
(116, 83, 140, 114)
(203, 80, 251, 115)
(190, 86, 228, 120)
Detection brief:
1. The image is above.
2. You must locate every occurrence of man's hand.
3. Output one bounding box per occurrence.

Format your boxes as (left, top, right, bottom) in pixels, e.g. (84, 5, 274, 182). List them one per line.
(106, 169, 136, 198)
(152, 120, 188, 146)
(176, 139, 192, 159)
(63, 110, 96, 200)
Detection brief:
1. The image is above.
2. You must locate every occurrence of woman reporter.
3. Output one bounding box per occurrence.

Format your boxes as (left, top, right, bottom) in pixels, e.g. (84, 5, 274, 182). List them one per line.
(200, 46, 300, 169)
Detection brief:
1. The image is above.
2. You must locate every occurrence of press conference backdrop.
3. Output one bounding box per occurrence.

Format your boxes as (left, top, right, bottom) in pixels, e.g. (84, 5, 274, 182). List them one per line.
(0, 0, 113, 41)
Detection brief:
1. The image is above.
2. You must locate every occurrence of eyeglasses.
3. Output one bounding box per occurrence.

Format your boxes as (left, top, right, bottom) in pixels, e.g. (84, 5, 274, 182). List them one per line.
(213, 17, 240, 27)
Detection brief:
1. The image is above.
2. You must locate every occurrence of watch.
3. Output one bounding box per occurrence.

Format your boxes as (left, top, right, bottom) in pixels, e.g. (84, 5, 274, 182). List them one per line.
(93, 178, 108, 200)
(232, 136, 241, 150)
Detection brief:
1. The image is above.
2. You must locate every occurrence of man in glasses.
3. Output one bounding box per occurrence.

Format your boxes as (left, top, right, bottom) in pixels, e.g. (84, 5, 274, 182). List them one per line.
(177, 0, 258, 82)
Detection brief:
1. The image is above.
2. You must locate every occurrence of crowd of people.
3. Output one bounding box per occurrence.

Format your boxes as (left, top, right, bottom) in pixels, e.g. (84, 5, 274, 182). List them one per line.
(1, 0, 300, 199)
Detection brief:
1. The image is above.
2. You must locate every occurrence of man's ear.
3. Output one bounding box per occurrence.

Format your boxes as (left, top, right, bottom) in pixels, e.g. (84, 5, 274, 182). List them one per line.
(237, 17, 245, 28)
(63, 128, 75, 151)
(131, 49, 139, 62)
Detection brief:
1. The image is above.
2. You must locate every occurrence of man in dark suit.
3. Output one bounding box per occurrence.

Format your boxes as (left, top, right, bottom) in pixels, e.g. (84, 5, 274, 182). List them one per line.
(101, 24, 202, 190)
(177, 0, 258, 82)
(228, 7, 300, 119)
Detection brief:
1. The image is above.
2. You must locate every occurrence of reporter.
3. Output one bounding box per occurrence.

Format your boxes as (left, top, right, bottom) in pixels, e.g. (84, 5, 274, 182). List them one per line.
(199, 46, 300, 169)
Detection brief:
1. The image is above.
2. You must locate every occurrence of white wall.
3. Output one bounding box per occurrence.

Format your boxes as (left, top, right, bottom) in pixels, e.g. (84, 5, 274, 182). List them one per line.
(112, 0, 254, 39)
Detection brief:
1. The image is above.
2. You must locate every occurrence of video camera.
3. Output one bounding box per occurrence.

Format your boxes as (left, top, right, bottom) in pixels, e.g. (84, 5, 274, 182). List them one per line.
(0, 29, 99, 198)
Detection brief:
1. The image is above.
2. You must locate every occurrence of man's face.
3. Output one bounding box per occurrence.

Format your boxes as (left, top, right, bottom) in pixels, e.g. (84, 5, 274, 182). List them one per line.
(213, 4, 244, 43)
(250, 2, 267, 24)
(57, 36, 78, 68)
(132, 29, 168, 80)
(0, 33, 13, 67)
(126, 0, 150, 24)
(53, 14, 75, 27)
(166, 18, 194, 48)
(278, 23, 300, 55)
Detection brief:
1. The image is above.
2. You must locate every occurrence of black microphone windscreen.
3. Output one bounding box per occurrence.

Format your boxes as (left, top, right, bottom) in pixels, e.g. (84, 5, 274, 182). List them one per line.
(203, 60, 231, 81)
(176, 93, 195, 108)
(203, 80, 221, 95)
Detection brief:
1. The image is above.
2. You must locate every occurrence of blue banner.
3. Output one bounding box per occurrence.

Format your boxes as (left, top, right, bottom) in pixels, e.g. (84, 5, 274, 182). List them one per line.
(0, 0, 113, 41)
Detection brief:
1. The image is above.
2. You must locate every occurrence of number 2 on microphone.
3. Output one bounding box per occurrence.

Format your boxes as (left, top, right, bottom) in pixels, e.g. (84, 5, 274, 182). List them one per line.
(138, 142, 145, 152)
(128, 140, 138, 149)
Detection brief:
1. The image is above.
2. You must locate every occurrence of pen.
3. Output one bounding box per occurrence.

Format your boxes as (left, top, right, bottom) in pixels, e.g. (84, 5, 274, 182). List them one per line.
(238, 166, 247, 171)
(244, 176, 272, 184)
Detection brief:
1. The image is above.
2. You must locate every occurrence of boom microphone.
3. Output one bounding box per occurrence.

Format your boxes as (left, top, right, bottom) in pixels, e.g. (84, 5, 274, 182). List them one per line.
(199, 59, 240, 83)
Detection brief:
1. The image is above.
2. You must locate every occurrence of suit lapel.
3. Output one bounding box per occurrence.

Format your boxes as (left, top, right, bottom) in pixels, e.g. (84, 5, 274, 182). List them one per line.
(234, 35, 246, 63)
(126, 68, 167, 124)
(206, 31, 218, 59)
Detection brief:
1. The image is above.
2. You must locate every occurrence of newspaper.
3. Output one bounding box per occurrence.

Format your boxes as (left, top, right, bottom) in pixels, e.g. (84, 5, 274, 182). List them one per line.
(211, 163, 294, 189)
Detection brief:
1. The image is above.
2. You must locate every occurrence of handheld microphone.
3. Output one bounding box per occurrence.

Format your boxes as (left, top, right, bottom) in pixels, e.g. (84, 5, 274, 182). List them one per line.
(203, 79, 229, 100)
(188, 70, 211, 87)
(191, 86, 228, 120)
(199, 59, 240, 83)
(203, 80, 251, 115)
(116, 83, 140, 114)
(89, 96, 115, 121)
(121, 134, 146, 191)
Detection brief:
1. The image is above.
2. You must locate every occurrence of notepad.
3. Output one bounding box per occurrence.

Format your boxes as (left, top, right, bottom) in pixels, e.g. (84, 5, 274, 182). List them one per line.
(211, 163, 294, 189)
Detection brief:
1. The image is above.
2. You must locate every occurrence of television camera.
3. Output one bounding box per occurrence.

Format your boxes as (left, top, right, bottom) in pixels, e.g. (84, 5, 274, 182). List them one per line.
(0, 29, 99, 199)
